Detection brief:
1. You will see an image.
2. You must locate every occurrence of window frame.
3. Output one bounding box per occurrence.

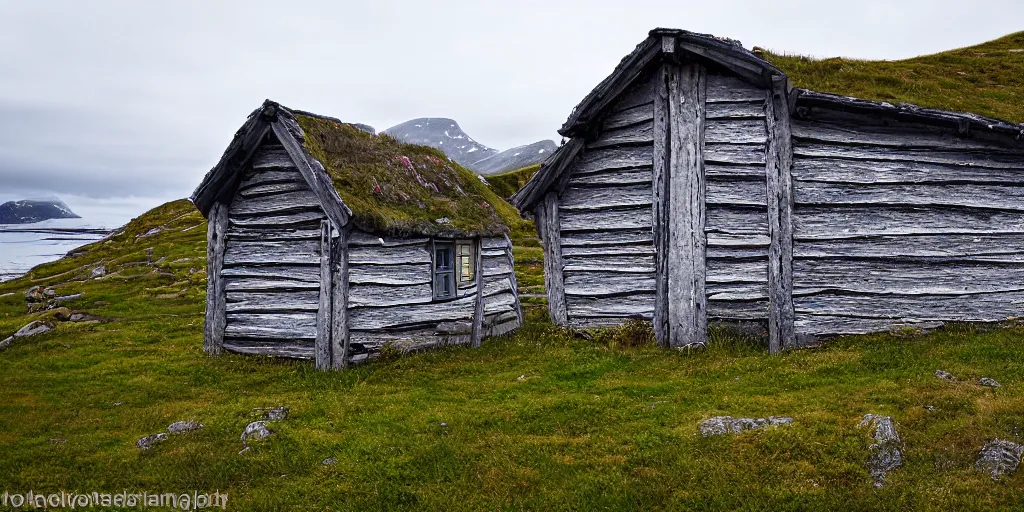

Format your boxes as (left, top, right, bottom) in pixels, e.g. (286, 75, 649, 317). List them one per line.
(432, 240, 456, 301)
(431, 238, 477, 301)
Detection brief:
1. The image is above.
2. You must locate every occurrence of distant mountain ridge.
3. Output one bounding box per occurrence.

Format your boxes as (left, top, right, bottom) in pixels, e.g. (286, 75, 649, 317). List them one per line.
(0, 199, 80, 224)
(382, 117, 555, 175)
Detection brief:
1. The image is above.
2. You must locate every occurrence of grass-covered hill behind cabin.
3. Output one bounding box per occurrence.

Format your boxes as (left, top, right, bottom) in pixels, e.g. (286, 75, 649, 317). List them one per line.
(2, 32, 1024, 510)
(763, 31, 1024, 124)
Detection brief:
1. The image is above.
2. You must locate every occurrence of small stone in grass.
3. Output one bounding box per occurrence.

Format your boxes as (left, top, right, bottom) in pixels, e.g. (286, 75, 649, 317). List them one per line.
(977, 438, 1024, 479)
(322, 458, 338, 466)
(168, 419, 204, 434)
(859, 414, 903, 488)
(136, 433, 168, 451)
(979, 377, 1002, 388)
(241, 421, 273, 445)
(935, 370, 957, 381)
(699, 416, 793, 436)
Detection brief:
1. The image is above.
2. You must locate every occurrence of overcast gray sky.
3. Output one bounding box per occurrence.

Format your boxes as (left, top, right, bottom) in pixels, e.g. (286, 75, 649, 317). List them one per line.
(1, 0, 1022, 220)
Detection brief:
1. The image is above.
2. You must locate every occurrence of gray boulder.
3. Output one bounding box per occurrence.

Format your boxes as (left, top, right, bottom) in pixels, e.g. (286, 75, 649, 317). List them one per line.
(167, 419, 204, 434)
(91, 265, 107, 278)
(136, 433, 168, 451)
(976, 439, 1024, 479)
(699, 415, 793, 436)
(859, 414, 903, 487)
(241, 421, 273, 446)
(259, 406, 289, 421)
(935, 370, 957, 381)
(978, 377, 1002, 388)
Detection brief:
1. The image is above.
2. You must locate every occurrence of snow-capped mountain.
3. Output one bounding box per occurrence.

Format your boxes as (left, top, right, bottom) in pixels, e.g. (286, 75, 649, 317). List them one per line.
(0, 199, 81, 224)
(383, 118, 555, 175)
(473, 140, 558, 175)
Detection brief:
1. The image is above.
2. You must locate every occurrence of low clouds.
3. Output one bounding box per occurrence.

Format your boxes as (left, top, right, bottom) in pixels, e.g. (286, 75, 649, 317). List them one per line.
(1, 0, 1022, 203)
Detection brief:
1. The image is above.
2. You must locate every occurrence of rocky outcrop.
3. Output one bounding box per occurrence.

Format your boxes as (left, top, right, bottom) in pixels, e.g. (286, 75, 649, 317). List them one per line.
(976, 438, 1024, 479)
(699, 415, 793, 436)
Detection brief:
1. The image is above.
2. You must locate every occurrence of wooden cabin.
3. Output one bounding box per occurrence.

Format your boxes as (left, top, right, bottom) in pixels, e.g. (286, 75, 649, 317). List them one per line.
(192, 101, 522, 369)
(513, 28, 1024, 352)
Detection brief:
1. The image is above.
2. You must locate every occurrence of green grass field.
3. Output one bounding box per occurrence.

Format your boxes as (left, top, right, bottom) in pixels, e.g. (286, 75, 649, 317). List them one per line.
(3, 32, 1024, 511)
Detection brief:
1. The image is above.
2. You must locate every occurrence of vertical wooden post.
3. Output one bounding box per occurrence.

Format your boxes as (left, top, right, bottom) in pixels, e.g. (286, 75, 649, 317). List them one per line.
(538, 191, 567, 325)
(331, 226, 350, 368)
(505, 233, 524, 328)
(666, 62, 708, 348)
(315, 220, 333, 370)
(204, 201, 228, 355)
(765, 76, 796, 352)
(471, 237, 486, 348)
(652, 63, 671, 347)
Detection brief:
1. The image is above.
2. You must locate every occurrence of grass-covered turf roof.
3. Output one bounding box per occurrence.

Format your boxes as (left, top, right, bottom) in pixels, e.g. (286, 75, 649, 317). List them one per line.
(295, 113, 521, 238)
(763, 31, 1024, 124)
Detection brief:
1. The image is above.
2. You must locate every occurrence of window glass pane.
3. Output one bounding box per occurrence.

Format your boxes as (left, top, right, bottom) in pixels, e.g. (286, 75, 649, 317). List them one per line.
(433, 242, 455, 298)
(457, 242, 474, 282)
(434, 272, 453, 298)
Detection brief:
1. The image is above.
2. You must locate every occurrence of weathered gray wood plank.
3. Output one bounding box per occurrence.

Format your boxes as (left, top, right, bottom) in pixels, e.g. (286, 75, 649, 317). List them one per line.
(224, 277, 320, 293)
(538, 192, 567, 324)
(706, 179, 767, 206)
(794, 206, 1024, 238)
(793, 143, 1024, 169)
(791, 156, 1024, 185)
(229, 190, 322, 216)
(348, 295, 477, 330)
(250, 147, 296, 170)
(204, 202, 229, 355)
(795, 233, 1024, 260)
(561, 229, 654, 247)
(225, 313, 317, 340)
(225, 291, 321, 313)
(666, 62, 708, 348)
(707, 281, 769, 301)
(652, 65, 671, 347)
(223, 239, 320, 266)
(562, 244, 655, 257)
(566, 292, 655, 318)
(588, 121, 654, 149)
(569, 167, 653, 187)
(332, 228, 350, 369)
(563, 254, 655, 273)
(796, 182, 1024, 212)
(347, 231, 430, 247)
(482, 254, 513, 277)
(707, 299, 769, 320)
(706, 206, 768, 235)
(704, 143, 767, 165)
(238, 170, 303, 189)
(603, 102, 655, 131)
(574, 146, 653, 174)
(708, 259, 768, 284)
(238, 182, 308, 198)
(220, 265, 320, 283)
(765, 79, 796, 352)
(560, 185, 654, 211)
(347, 263, 431, 286)
(792, 120, 1024, 153)
(559, 207, 653, 232)
(471, 238, 486, 348)
(704, 119, 768, 144)
(705, 75, 766, 102)
(564, 272, 656, 297)
(315, 221, 332, 370)
(705, 164, 768, 181)
(223, 340, 314, 360)
(794, 291, 1024, 321)
(347, 244, 431, 265)
(706, 101, 766, 119)
(228, 210, 326, 229)
(793, 259, 1024, 295)
(612, 75, 657, 112)
(226, 227, 321, 242)
(347, 283, 433, 307)
(793, 315, 943, 337)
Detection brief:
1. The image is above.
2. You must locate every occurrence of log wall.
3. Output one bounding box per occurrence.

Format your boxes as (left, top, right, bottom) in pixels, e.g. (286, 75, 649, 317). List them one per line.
(790, 111, 1024, 339)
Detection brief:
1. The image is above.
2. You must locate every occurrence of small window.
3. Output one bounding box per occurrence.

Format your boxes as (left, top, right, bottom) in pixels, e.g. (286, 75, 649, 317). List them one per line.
(433, 243, 455, 299)
(457, 241, 475, 284)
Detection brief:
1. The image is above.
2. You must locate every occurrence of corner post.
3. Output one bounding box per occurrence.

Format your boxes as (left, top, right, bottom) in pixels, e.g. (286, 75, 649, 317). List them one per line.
(666, 62, 708, 348)
(538, 191, 567, 325)
(471, 237, 486, 348)
(765, 75, 796, 352)
(204, 201, 229, 355)
(315, 220, 333, 370)
(652, 59, 672, 347)
(331, 225, 350, 368)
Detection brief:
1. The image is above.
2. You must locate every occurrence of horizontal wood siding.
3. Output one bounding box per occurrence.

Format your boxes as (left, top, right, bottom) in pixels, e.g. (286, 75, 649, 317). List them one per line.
(223, 148, 323, 357)
(481, 237, 522, 337)
(791, 114, 1024, 337)
(560, 73, 657, 326)
(703, 73, 770, 320)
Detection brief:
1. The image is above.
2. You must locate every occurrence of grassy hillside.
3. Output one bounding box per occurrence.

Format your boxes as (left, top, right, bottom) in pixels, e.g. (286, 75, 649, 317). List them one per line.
(485, 164, 541, 200)
(763, 31, 1024, 123)
(1, 199, 1023, 510)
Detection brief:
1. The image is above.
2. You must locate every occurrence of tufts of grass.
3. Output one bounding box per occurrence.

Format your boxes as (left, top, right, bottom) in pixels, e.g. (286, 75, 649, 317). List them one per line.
(484, 164, 541, 200)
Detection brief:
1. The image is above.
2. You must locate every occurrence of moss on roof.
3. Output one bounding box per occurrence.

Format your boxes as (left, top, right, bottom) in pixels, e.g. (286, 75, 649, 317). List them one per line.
(486, 164, 541, 200)
(763, 31, 1024, 124)
(296, 114, 522, 238)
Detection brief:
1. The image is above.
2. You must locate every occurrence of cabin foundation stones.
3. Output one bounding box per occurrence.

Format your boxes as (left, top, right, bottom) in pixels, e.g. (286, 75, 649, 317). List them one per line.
(191, 101, 522, 368)
(514, 27, 1024, 352)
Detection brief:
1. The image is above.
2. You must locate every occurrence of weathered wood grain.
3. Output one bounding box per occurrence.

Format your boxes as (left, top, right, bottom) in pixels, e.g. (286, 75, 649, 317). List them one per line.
(708, 233, 771, 247)
(793, 259, 1024, 295)
(794, 291, 1024, 321)
(706, 101, 766, 119)
(226, 227, 321, 242)
(228, 210, 326, 229)
(794, 206, 1024, 238)
(347, 283, 433, 307)
(707, 281, 769, 301)
(708, 259, 768, 284)
(238, 170, 303, 189)
(223, 339, 314, 360)
(347, 231, 430, 247)
(560, 185, 653, 211)
(666, 62, 708, 348)
(704, 119, 768, 144)
(563, 255, 655, 273)
(348, 295, 477, 330)
(564, 272, 656, 297)
(791, 156, 1024, 185)
(220, 265, 320, 283)
(315, 221, 332, 370)
(792, 120, 1024, 153)
(568, 167, 653, 187)
(225, 291, 321, 313)
(223, 240, 320, 266)
(238, 182, 308, 199)
(575, 146, 653, 174)
(481, 237, 509, 250)
(561, 244, 656, 257)
(250, 147, 295, 170)
(765, 79, 796, 352)
(612, 74, 657, 112)
(484, 291, 517, 314)
(793, 315, 943, 337)
(588, 121, 654, 149)
(347, 244, 431, 265)
(347, 263, 431, 286)
(706, 206, 768, 235)
(795, 182, 1024, 212)
(481, 276, 516, 298)
(225, 313, 317, 340)
(705, 163, 768, 181)
(204, 202, 229, 355)
(538, 192, 567, 324)
(224, 277, 320, 293)
(793, 143, 1024, 169)
(561, 229, 654, 247)
(472, 238, 486, 348)
(559, 206, 653, 232)
(706, 74, 766, 102)
(603, 102, 655, 131)
(704, 143, 767, 165)
(566, 293, 655, 318)
(706, 179, 767, 206)
(229, 190, 322, 217)
(482, 254, 513, 277)
(271, 120, 351, 228)
(708, 245, 770, 259)
(794, 233, 1024, 259)
(707, 299, 769, 320)
(331, 229, 349, 369)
